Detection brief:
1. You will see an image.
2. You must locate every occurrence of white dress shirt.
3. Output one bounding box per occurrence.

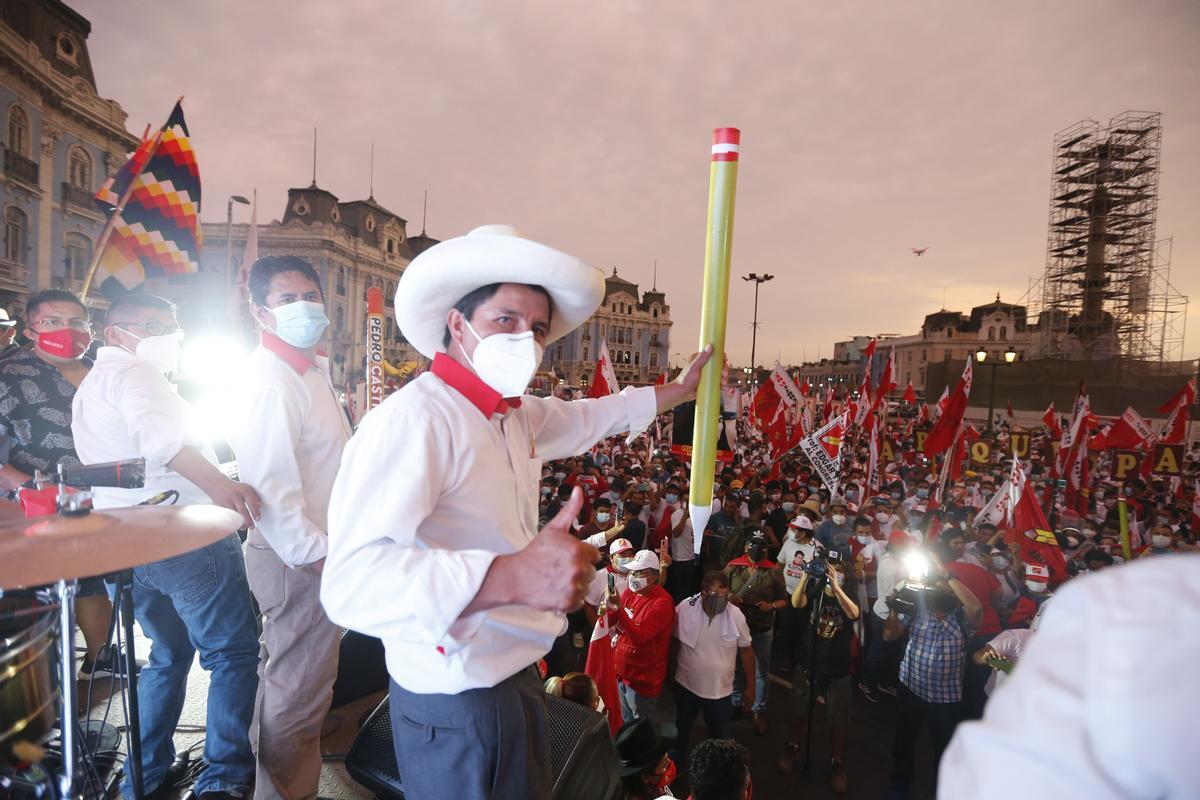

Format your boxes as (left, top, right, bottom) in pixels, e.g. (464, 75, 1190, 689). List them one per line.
(71, 346, 215, 508)
(872, 552, 906, 620)
(321, 355, 657, 694)
(673, 598, 751, 699)
(939, 555, 1200, 800)
(226, 336, 352, 567)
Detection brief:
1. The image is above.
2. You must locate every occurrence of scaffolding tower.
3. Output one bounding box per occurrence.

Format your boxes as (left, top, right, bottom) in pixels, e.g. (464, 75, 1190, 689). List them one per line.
(1028, 110, 1187, 367)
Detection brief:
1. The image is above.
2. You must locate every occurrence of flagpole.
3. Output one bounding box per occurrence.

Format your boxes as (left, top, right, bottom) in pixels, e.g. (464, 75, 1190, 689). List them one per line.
(80, 99, 183, 299)
(688, 128, 741, 552)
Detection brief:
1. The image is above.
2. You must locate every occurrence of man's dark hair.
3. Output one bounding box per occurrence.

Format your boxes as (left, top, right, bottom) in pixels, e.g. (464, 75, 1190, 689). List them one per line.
(701, 570, 730, 592)
(853, 515, 872, 529)
(106, 294, 176, 326)
(247, 255, 324, 306)
(594, 498, 612, 510)
(688, 738, 750, 800)
(441, 282, 554, 348)
(1083, 550, 1114, 567)
(26, 289, 85, 321)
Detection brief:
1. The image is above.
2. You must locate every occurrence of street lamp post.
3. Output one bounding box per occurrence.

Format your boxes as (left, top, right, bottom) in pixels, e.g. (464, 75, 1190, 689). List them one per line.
(976, 347, 1017, 433)
(225, 194, 251, 296)
(742, 272, 774, 388)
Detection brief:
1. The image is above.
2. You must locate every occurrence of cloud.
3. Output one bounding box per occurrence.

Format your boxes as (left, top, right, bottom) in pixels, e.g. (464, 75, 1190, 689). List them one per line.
(74, 0, 1200, 363)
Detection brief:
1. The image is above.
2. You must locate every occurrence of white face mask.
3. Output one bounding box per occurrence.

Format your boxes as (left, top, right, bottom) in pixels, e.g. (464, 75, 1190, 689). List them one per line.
(831, 514, 847, 526)
(876, 512, 890, 524)
(1025, 580, 1047, 593)
(627, 575, 648, 593)
(121, 329, 183, 374)
(461, 318, 544, 398)
(270, 300, 329, 348)
(1151, 534, 1172, 548)
(855, 534, 871, 544)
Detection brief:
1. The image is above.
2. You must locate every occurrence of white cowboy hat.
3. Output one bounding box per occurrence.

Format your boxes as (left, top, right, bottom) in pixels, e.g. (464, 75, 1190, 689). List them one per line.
(394, 224, 605, 359)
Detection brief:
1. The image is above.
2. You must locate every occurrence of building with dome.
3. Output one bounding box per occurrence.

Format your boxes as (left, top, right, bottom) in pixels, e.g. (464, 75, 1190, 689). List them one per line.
(542, 268, 672, 388)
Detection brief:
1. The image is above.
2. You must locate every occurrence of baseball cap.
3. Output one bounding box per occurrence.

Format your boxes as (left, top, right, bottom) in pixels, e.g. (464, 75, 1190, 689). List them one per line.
(887, 529, 914, 547)
(789, 515, 814, 531)
(625, 550, 660, 572)
(610, 538, 634, 555)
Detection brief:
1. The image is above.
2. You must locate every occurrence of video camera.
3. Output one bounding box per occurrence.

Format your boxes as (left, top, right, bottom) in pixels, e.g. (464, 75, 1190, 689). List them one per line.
(885, 548, 956, 616)
(801, 548, 842, 582)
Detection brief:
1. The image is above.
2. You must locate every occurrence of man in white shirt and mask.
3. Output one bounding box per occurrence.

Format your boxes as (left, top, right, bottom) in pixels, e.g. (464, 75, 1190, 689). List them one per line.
(227, 255, 353, 800)
(321, 225, 710, 800)
(72, 294, 261, 800)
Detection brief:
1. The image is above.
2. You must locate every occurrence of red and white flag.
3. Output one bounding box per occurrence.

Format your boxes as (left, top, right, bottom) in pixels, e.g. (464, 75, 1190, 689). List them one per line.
(1157, 376, 1196, 415)
(1090, 406, 1152, 451)
(587, 339, 620, 399)
(1054, 383, 1091, 515)
(1042, 402, 1062, 438)
(977, 460, 1069, 586)
(584, 613, 624, 736)
(1158, 394, 1190, 445)
(932, 386, 950, 422)
(923, 358, 973, 458)
(798, 413, 847, 492)
(902, 381, 916, 404)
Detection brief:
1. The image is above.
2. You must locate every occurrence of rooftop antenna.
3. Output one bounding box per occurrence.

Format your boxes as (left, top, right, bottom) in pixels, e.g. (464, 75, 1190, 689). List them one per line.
(368, 141, 375, 201)
(421, 189, 428, 234)
(652, 258, 658, 291)
(942, 286, 947, 311)
(310, 127, 317, 187)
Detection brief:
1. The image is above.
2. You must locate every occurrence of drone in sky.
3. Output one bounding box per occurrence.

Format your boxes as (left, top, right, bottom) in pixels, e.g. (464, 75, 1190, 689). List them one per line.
(911, 246, 929, 257)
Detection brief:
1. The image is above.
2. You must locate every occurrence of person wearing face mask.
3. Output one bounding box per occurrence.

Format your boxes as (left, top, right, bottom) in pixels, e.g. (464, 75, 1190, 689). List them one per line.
(579, 497, 617, 542)
(815, 495, 854, 557)
(609, 550, 675, 725)
(723, 533, 788, 734)
(762, 489, 796, 552)
(859, 530, 914, 704)
(0, 306, 18, 360)
(776, 555, 859, 793)
(0, 291, 127, 685)
(583, 537, 635, 625)
(72, 293, 263, 800)
(220, 256, 355, 800)
(1006, 562, 1054, 629)
(672, 571, 756, 763)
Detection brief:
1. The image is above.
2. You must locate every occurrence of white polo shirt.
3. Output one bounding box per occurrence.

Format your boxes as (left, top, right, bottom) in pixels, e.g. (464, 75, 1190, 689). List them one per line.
(672, 597, 752, 700)
(321, 353, 657, 694)
(226, 333, 352, 567)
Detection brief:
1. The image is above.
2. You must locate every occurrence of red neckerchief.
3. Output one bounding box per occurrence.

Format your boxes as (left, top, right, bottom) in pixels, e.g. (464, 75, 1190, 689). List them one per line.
(430, 352, 522, 417)
(261, 330, 317, 374)
(726, 555, 780, 569)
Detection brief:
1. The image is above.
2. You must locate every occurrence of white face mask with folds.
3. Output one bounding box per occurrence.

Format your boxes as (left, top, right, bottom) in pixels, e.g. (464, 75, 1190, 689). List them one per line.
(460, 318, 544, 398)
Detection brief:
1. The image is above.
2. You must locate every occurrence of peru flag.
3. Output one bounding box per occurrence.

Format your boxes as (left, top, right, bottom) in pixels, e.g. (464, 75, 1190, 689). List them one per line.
(587, 339, 620, 398)
(584, 614, 624, 736)
(1091, 406, 1152, 451)
(902, 381, 916, 404)
(1157, 376, 1196, 415)
(923, 358, 973, 458)
(1042, 402, 1062, 438)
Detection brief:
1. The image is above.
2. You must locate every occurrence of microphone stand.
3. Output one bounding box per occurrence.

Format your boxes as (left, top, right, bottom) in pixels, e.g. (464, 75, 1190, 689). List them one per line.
(801, 575, 827, 776)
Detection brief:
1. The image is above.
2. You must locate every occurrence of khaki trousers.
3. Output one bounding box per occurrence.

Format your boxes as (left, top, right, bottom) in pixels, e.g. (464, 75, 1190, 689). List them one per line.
(245, 533, 340, 800)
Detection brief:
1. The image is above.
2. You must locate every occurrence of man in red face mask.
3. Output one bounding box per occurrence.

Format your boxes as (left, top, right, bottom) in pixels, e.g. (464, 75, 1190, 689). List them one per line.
(0, 290, 120, 679)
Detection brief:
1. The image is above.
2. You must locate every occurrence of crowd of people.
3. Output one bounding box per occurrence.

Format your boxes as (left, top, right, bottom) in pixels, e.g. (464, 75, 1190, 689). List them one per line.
(534, 393, 1198, 798)
(2, 221, 1195, 800)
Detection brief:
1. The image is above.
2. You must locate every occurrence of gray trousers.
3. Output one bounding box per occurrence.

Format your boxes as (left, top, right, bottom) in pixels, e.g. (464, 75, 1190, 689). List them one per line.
(388, 668, 551, 800)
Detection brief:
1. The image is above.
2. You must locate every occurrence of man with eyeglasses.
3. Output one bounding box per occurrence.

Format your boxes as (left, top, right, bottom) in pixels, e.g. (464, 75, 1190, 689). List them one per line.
(72, 293, 262, 800)
(0, 290, 119, 679)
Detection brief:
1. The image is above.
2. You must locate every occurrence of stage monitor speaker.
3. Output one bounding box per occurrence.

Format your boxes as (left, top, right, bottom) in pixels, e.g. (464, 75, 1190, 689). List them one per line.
(345, 693, 620, 800)
(331, 630, 389, 709)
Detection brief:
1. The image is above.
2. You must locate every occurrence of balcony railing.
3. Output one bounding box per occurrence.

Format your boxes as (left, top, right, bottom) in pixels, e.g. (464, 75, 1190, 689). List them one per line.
(3, 148, 39, 186)
(61, 182, 96, 211)
(0, 257, 31, 290)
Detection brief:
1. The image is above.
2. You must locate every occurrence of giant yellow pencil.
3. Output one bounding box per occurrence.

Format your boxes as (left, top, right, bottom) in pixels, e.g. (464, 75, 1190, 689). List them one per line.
(689, 127, 741, 552)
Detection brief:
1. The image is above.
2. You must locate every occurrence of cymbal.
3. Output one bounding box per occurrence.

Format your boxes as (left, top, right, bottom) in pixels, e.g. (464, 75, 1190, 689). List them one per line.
(0, 505, 245, 590)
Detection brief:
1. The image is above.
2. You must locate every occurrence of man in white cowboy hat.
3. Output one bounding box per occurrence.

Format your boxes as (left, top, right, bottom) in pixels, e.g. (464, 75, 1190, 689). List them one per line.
(321, 225, 710, 800)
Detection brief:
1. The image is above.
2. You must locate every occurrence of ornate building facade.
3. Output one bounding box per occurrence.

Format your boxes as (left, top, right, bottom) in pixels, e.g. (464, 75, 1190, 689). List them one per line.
(543, 269, 671, 388)
(0, 0, 139, 312)
(197, 184, 438, 385)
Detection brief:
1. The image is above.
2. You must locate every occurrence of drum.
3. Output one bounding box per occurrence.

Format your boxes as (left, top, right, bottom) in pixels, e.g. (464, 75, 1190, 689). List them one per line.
(0, 594, 59, 765)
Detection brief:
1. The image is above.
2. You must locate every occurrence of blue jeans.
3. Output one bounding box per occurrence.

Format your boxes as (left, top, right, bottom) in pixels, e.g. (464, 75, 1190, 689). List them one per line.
(617, 679, 659, 723)
(732, 629, 772, 713)
(126, 535, 259, 797)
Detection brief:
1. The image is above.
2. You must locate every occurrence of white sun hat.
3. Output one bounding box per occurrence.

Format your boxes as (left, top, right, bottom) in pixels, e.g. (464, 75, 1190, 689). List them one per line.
(394, 224, 606, 359)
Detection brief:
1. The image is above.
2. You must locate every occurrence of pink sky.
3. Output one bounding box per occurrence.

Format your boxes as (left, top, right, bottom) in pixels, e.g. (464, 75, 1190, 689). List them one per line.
(75, 0, 1200, 365)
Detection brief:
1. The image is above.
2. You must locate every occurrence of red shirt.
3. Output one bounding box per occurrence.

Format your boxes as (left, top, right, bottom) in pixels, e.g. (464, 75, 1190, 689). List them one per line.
(946, 561, 1002, 636)
(613, 584, 674, 697)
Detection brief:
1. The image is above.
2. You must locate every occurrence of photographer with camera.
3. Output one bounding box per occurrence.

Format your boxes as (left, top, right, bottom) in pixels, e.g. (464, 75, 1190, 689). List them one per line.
(882, 549, 982, 800)
(775, 549, 859, 794)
